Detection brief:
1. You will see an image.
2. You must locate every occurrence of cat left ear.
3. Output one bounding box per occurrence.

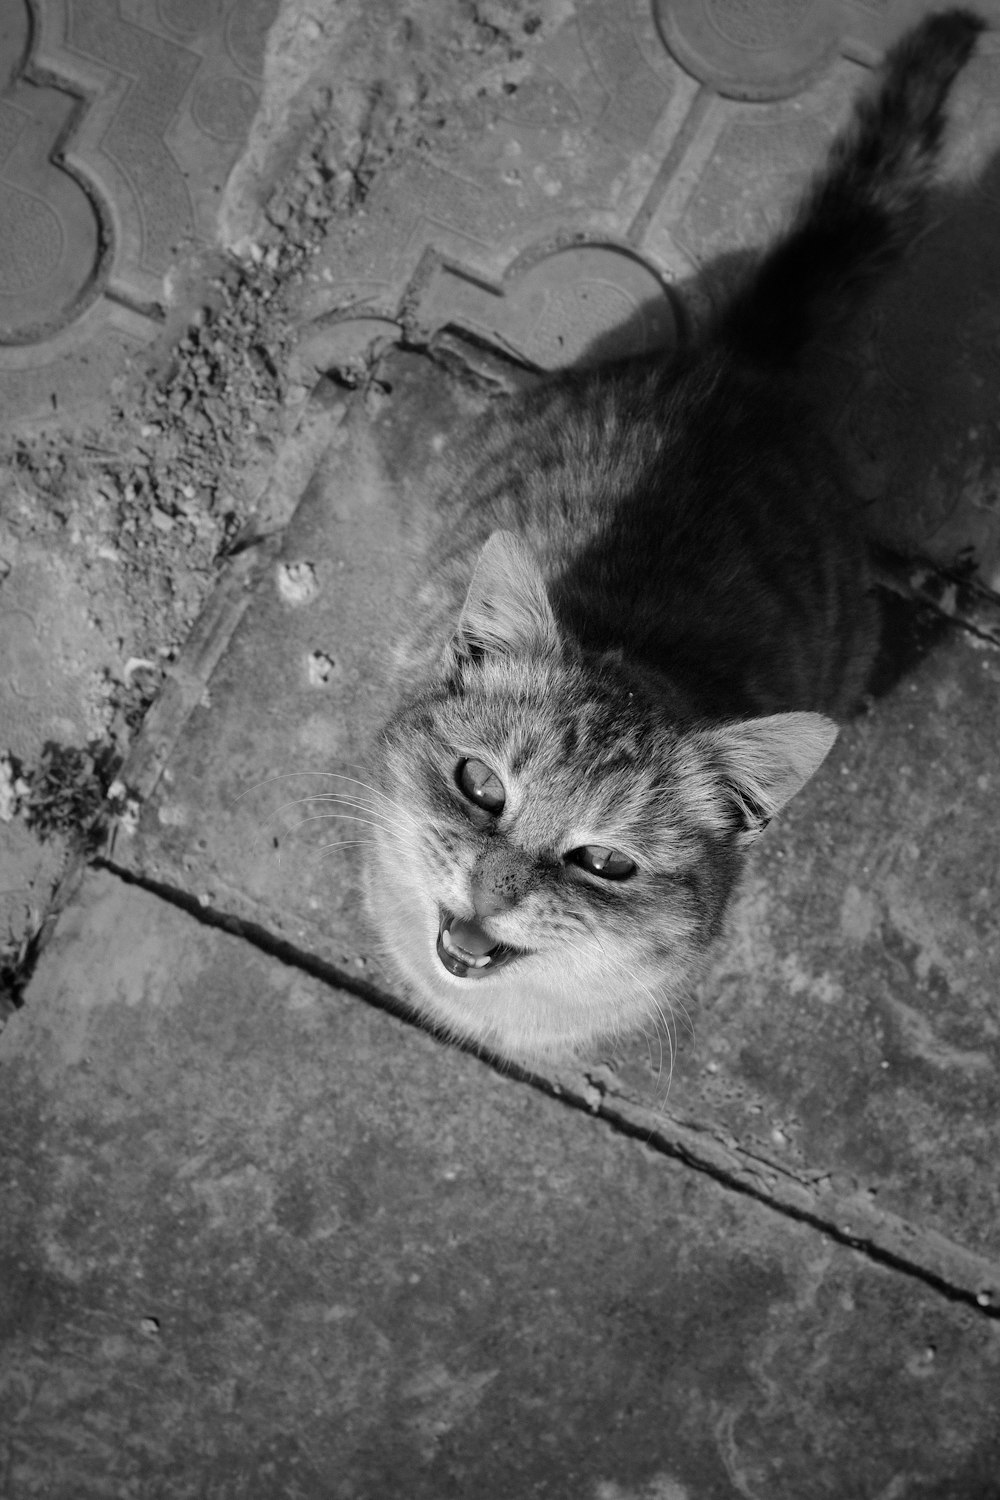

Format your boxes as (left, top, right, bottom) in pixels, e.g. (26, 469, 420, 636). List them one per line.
(712, 711, 838, 835)
(448, 530, 559, 665)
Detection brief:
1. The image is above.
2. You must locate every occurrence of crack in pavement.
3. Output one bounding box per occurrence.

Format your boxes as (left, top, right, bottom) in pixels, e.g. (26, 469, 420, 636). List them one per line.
(94, 855, 1000, 1322)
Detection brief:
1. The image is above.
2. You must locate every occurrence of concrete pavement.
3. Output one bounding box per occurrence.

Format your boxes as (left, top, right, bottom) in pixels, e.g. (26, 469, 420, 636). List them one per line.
(2, 2, 1000, 1494)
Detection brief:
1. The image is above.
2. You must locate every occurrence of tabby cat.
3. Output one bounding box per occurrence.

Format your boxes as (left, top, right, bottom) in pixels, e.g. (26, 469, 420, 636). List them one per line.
(364, 12, 983, 1059)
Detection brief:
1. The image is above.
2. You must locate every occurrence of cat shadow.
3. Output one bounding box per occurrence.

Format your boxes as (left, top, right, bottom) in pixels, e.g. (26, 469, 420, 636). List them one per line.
(864, 580, 952, 702)
(569, 133, 1000, 708)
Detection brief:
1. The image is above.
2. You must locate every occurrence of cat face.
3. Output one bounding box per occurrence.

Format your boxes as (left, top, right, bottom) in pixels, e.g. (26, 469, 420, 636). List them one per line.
(369, 652, 714, 1056)
(365, 532, 836, 1059)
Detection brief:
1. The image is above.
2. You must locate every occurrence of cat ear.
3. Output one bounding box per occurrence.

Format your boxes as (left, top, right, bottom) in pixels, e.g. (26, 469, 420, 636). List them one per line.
(450, 530, 558, 663)
(712, 711, 838, 834)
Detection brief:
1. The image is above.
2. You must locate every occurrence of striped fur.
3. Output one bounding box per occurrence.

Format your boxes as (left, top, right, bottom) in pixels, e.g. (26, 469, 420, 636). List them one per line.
(365, 13, 982, 1059)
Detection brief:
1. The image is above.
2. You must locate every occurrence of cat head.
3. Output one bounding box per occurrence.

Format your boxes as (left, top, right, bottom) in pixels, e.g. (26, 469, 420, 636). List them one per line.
(367, 530, 836, 1060)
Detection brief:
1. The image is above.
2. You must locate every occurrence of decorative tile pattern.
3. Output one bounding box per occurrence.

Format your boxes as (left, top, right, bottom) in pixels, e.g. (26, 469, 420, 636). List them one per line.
(299, 0, 999, 578)
(302, 0, 701, 369)
(3, 0, 998, 562)
(653, 0, 843, 100)
(0, 0, 277, 420)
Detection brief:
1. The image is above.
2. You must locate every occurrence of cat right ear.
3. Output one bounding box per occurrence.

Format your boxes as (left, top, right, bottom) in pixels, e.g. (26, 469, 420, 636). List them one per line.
(710, 711, 838, 837)
(446, 530, 559, 667)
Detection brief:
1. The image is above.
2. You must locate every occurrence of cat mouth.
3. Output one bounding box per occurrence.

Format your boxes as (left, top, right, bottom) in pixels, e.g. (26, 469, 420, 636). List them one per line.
(436, 909, 525, 979)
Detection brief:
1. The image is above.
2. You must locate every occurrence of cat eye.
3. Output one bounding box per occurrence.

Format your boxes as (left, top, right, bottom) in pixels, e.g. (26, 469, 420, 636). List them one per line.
(566, 845, 636, 881)
(456, 757, 506, 815)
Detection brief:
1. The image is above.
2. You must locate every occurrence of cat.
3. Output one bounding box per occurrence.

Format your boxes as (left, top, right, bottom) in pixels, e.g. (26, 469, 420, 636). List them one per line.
(361, 12, 983, 1060)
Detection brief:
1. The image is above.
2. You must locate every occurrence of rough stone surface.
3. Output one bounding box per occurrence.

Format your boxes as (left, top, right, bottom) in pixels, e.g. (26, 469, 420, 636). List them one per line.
(115, 345, 1000, 1291)
(290, 0, 1000, 576)
(3, 0, 1000, 1491)
(0, 0, 277, 420)
(2, 871, 1000, 1498)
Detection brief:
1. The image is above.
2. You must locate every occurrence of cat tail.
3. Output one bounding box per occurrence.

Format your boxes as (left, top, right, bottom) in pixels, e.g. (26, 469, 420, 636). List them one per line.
(718, 9, 984, 365)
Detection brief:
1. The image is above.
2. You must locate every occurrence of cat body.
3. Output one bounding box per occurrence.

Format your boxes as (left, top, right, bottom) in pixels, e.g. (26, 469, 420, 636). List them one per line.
(364, 13, 983, 1058)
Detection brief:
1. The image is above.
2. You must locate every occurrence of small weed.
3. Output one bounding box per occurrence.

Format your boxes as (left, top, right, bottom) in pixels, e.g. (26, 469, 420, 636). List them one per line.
(0, 931, 32, 1023)
(21, 741, 120, 851)
(0, 741, 125, 1023)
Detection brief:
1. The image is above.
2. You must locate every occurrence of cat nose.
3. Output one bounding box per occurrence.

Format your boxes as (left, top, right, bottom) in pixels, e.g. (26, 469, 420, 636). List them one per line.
(470, 848, 531, 918)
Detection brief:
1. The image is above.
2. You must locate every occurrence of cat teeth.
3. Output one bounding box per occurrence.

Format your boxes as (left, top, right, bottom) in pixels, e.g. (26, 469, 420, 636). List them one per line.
(441, 925, 493, 967)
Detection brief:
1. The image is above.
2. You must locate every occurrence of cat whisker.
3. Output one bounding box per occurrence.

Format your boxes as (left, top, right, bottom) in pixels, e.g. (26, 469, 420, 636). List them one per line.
(255, 792, 395, 823)
(238, 772, 424, 855)
(236, 768, 416, 819)
(260, 812, 407, 864)
(234, 768, 386, 801)
(672, 997, 697, 1044)
(580, 923, 677, 1096)
(637, 1016, 665, 1090)
(606, 965, 689, 1091)
(304, 781, 424, 828)
(292, 792, 404, 824)
(652, 976, 696, 1043)
(288, 811, 401, 836)
(276, 835, 402, 872)
(618, 964, 677, 1097)
(645, 1003, 679, 1106)
(248, 791, 419, 860)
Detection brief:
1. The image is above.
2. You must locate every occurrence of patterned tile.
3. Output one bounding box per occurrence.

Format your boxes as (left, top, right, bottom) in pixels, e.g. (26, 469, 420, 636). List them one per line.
(0, 0, 276, 421)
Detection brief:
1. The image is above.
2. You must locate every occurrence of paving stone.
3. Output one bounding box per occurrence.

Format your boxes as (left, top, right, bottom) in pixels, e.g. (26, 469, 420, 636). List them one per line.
(652, 0, 998, 98)
(114, 347, 1000, 1298)
(607, 625, 1000, 1262)
(409, 242, 684, 371)
(2, 869, 999, 1498)
(0, 531, 132, 946)
(298, 1, 1000, 571)
(298, 0, 703, 360)
(6, 1, 1000, 1486)
(653, 0, 845, 100)
(0, 0, 277, 423)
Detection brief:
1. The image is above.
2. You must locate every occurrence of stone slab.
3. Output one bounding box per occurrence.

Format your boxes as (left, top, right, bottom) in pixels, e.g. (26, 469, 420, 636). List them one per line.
(636, 42, 1000, 580)
(2, 869, 999, 1497)
(298, 2, 1000, 577)
(113, 346, 1000, 1295)
(0, 0, 277, 423)
(603, 622, 1000, 1260)
(296, 0, 702, 343)
(654, 0, 999, 97)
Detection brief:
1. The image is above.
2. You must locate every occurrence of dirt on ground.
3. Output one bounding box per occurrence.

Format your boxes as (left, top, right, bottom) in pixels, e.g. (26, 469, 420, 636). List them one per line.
(0, 0, 562, 1009)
